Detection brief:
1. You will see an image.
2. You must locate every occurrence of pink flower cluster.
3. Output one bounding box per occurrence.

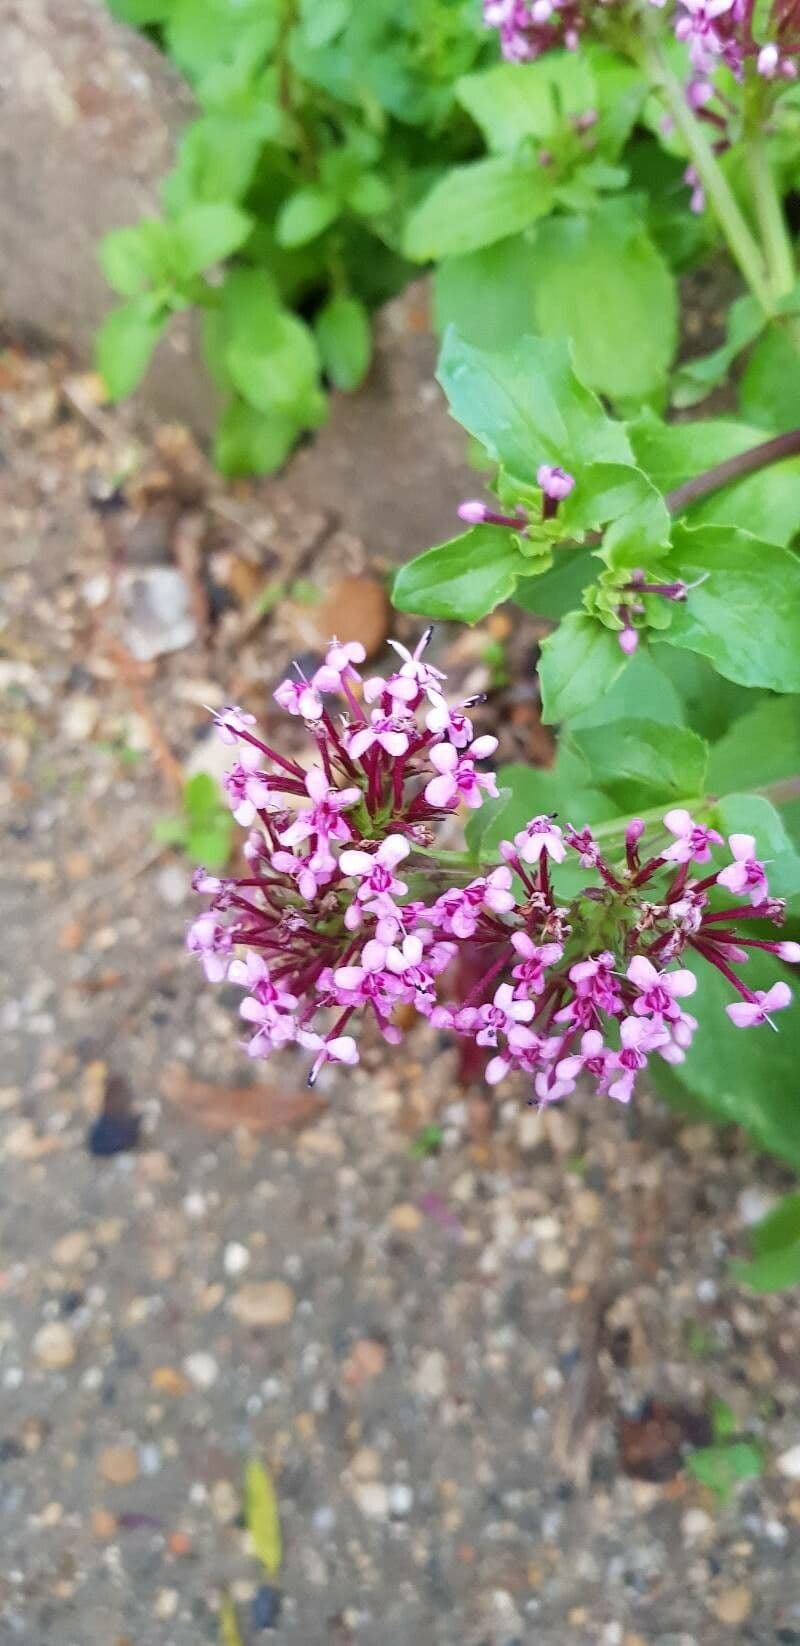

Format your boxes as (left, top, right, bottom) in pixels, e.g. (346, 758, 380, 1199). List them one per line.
(483, 0, 587, 64)
(188, 633, 798, 1103)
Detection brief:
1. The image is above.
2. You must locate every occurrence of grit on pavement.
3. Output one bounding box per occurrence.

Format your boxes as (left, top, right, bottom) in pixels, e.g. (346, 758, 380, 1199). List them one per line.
(2, 339, 800, 1646)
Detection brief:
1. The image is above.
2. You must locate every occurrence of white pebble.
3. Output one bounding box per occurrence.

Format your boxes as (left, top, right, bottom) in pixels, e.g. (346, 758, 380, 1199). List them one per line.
(353, 1482, 389, 1520)
(388, 1483, 414, 1517)
(183, 1352, 219, 1390)
(737, 1187, 777, 1227)
(223, 1242, 251, 1277)
(777, 1443, 800, 1480)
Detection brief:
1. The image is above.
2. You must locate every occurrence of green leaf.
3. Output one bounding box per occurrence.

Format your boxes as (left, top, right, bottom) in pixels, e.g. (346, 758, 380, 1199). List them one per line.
(538, 613, 628, 724)
(100, 222, 174, 296)
(108, 0, 170, 20)
(172, 202, 252, 275)
(346, 173, 392, 217)
(709, 697, 800, 797)
(524, 201, 678, 403)
(215, 397, 299, 477)
(630, 410, 800, 548)
(392, 527, 526, 624)
(275, 186, 339, 249)
(573, 718, 708, 811)
(752, 1190, 800, 1256)
(434, 238, 540, 355)
(731, 1242, 800, 1292)
(567, 651, 686, 728)
(664, 948, 800, 1166)
(223, 272, 322, 420)
(738, 322, 800, 432)
(218, 1594, 244, 1646)
(660, 524, 800, 693)
(514, 546, 594, 621)
(686, 1442, 763, 1500)
(164, 116, 266, 209)
(244, 1459, 282, 1577)
(671, 295, 764, 409)
(96, 299, 165, 400)
(437, 330, 631, 491)
(653, 647, 756, 743)
(456, 54, 598, 150)
(315, 294, 371, 391)
(403, 154, 555, 262)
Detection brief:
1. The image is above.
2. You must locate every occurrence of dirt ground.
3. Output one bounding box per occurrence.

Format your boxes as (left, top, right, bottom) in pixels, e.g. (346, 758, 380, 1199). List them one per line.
(2, 336, 800, 1646)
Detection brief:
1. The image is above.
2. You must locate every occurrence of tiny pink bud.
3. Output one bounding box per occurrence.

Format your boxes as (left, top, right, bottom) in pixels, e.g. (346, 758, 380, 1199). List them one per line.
(458, 499, 489, 525)
(619, 626, 639, 655)
(625, 819, 646, 849)
(757, 43, 779, 76)
(536, 464, 575, 502)
(778, 942, 800, 963)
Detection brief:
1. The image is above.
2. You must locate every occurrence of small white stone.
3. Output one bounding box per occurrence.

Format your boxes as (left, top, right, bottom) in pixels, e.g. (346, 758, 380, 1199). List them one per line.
(223, 1241, 251, 1277)
(183, 1192, 207, 1220)
(183, 1351, 219, 1390)
(412, 1349, 447, 1401)
(388, 1483, 414, 1517)
(682, 1507, 713, 1544)
(353, 1482, 389, 1520)
(777, 1443, 800, 1480)
(737, 1187, 777, 1227)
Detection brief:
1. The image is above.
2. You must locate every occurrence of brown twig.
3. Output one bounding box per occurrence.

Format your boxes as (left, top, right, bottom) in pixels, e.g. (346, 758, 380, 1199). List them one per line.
(665, 426, 800, 515)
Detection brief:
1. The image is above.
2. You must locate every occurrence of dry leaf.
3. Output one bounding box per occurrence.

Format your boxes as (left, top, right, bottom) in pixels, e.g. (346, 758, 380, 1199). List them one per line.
(160, 1063, 324, 1134)
(244, 1459, 282, 1577)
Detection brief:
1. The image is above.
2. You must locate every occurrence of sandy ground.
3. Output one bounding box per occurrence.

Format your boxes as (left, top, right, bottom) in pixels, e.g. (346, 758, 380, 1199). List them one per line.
(2, 339, 800, 1646)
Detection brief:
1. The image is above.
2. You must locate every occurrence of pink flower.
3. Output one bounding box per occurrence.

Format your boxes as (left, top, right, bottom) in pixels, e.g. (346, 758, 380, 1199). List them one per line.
(425, 694, 475, 748)
(312, 639, 366, 694)
(279, 767, 361, 850)
(512, 814, 565, 865)
(726, 982, 792, 1029)
(222, 762, 274, 827)
(347, 711, 411, 761)
(228, 952, 298, 1012)
(511, 932, 563, 995)
(424, 737, 498, 811)
(717, 834, 769, 904)
(555, 1029, 613, 1094)
(271, 847, 334, 901)
(297, 1030, 359, 1084)
(476, 982, 535, 1048)
(386, 630, 446, 698)
(661, 808, 723, 864)
(274, 675, 324, 721)
(432, 868, 514, 939)
(186, 913, 233, 982)
(339, 835, 410, 928)
(608, 1017, 669, 1103)
(626, 955, 697, 1020)
(213, 705, 257, 745)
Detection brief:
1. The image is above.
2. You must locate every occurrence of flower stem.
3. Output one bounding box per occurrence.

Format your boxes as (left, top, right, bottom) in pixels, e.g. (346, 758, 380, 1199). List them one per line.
(745, 127, 796, 300)
(639, 32, 775, 316)
(665, 427, 800, 514)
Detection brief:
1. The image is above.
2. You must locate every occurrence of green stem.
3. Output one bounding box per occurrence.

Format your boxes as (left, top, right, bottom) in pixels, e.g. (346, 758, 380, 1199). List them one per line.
(744, 112, 796, 299)
(639, 33, 775, 316)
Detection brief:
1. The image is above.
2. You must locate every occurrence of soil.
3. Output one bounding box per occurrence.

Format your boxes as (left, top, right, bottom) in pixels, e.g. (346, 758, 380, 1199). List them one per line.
(1, 336, 800, 1646)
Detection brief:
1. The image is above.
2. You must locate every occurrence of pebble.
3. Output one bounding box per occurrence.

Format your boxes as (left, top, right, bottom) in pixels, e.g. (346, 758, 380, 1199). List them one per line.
(33, 1321, 76, 1369)
(98, 1446, 139, 1486)
(183, 1352, 219, 1390)
(389, 1483, 414, 1517)
(777, 1444, 800, 1480)
(711, 1586, 753, 1625)
(156, 863, 189, 908)
(91, 1508, 118, 1540)
(341, 1338, 387, 1387)
(737, 1186, 776, 1226)
(353, 1481, 390, 1520)
(52, 1231, 90, 1266)
(351, 1447, 382, 1482)
(223, 1241, 251, 1277)
(388, 1202, 422, 1233)
(682, 1508, 713, 1544)
(413, 1350, 447, 1401)
(87, 1112, 140, 1156)
(230, 1281, 295, 1327)
(117, 566, 197, 662)
(154, 1588, 179, 1621)
(252, 1584, 282, 1630)
(211, 1480, 239, 1524)
(151, 1365, 190, 1397)
(316, 575, 389, 660)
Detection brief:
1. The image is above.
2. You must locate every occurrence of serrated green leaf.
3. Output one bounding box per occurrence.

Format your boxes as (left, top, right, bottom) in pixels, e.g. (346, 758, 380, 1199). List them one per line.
(752, 1190, 800, 1256)
(524, 200, 678, 403)
(708, 698, 800, 796)
(660, 524, 800, 692)
(437, 330, 631, 492)
(731, 1242, 800, 1291)
(573, 718, 707, 811)
(456, 54, 598, 150)
(393, 526, 526, 624)
(738, 321, 800, 432)
(223, 272, 322, 420)
(215, 397, 300, 477)
(538, 613, 628, 724)
(96, 299, 166, 401)
(245, 1459, 282, 1578)
(404, 154, 555, 262)
(315, 293, 371, 391)
(100, 222, 174, 297)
